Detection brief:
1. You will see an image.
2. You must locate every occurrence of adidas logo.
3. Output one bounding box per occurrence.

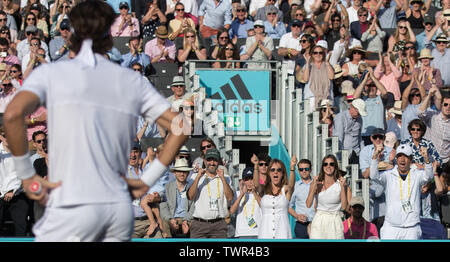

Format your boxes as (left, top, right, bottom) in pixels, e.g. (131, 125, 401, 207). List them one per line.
(210, 74, 253, 100)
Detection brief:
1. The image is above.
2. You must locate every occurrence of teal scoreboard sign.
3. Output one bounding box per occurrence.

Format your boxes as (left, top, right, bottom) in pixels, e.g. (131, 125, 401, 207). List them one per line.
(196, 70, 271, 132)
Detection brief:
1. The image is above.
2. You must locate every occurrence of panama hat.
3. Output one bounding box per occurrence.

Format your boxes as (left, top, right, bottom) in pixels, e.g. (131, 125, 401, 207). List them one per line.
(170, 158, 193, 172)
(155, 26, 169, 39)
(418, 48, 434, 59)
(388, 101, 403, 115)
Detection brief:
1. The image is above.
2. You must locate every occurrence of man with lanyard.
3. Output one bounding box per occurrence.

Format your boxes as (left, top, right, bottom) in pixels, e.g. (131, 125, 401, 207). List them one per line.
(288, 158, 315, 239)
(343, 196, 379, 239)
(229, 167, 261, 239)
(187, 148, 234, 238)
(370, 143, 434, 239)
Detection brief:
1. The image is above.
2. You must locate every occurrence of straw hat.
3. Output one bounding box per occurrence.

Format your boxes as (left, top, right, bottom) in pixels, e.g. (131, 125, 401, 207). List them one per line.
(170, 158, 193, 172)
(418, 48, 434, 60)
(334, 64, 344, 79)
(155, 26, 169, 39)
(388, 100, 403, 115)
(432, 33, 449, 43)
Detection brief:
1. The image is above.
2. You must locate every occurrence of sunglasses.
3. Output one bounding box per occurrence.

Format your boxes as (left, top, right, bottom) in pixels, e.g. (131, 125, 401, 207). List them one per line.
(254, 25, 264, 28)
(0, 30, 9, 34)
(298, 167, 310, 171)
(358, 14, 368, 17)
(270, 168, 282, 172)
(436, 41, 447, 44)
(0, 19, 7, 22)
(225, 47, 234, 50)
(372, 134, 385, 140)
(132, 68, 142, 71)
(353, 51, 363, 54)
(10, 70, 18, 73)
(219, 36, 228, 40)
(236, 9, 245, 12)
(405, 46, 414, 50)
(291, 24, 301, 28)
(267, 12, 276, 15)
(443, 103, 449, 107)
(313, 51, 323, 55)
(27, 18, 36, 21)
(410, 93, 421, 97)
(300, 40, 308, 43)
(200, 144, 212, 150)
(2, 83, 11, 87)
(35, 139, 46, 144)
(183, 106, 194, 110)
(410, 128, 421, 132)
(258, 162, 269, 166)
(399, 26, 407, 29)
(295, 13, 304, 16)
(323, 162, 335, 167)
(176, 8, 184, 11)
(333, 19, 341, 22)
(425, 23, 433, 26)
(186, 35, 195, 38)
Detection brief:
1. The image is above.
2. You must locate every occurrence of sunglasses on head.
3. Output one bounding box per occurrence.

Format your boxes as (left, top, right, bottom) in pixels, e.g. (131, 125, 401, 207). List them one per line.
(258, 162, 269, 166)
(201, 144, 212, 150)
(323, 162, 335, 167)
(270, 168, 282, 172)
(298, 167, 310, 171)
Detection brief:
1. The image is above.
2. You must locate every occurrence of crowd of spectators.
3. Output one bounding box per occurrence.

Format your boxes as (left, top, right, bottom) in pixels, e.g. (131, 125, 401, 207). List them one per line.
(0, 0, 449, 240)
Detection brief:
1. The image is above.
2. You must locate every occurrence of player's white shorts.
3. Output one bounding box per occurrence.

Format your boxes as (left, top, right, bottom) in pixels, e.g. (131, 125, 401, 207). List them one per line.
(33, 202, 134, 242)
(380, 221, 422, 240)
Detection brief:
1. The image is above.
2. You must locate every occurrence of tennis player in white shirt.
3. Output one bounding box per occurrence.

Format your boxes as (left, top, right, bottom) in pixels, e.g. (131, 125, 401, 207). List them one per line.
(370, 143, 434, 240)
(2, 0, 187, 241)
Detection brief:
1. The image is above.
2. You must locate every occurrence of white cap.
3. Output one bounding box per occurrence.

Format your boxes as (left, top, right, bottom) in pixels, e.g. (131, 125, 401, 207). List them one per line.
(396, 144, 413, 157)
(316, 40, 328, 50)
(351, 98, 368, 116)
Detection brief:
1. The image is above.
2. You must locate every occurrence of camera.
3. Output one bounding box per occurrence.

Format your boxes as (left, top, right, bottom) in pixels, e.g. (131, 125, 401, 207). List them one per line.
(0, 52, 7, 58)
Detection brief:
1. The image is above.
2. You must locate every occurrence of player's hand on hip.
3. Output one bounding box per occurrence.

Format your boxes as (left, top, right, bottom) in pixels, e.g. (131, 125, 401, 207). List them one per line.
(22, 175, 61, 205)
(125, 178, 150, 199)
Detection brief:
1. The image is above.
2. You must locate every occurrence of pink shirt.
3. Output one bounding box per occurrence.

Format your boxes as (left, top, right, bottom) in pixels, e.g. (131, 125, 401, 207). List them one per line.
(0, 55, 20, 66)
(343, 218, 379, 239)
(144, 38, 176, 62)
(110, 16, 140, 37)
(27, 106, 47, 141)
(374, 63, 402, 100)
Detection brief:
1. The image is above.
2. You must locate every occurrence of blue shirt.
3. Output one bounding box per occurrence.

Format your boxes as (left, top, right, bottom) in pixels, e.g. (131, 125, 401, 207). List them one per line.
(333, 110, 363, 154)
(386, 118, 401, 142)
(415, 31, 436, 53)
(263, 20, 286, 40)
(361, 95, 385, 137)
(144, 163, 175, 201)
(121, 52, 151, 69)
(229, 19, 254, 39)
(401, 104, 420, 141)
(126, 165, 147, 218)
(289, 179, 316, 222)
(369, 180, 386, 220)
(420, 184, 441, 221)
(137, 116, 161, 139)
(173, 183, 188, 218)
(377, 5, 397, 29)
(198, 0, 232, 29)
(431, 48, 450, 86)
(359, 144, 393, 172)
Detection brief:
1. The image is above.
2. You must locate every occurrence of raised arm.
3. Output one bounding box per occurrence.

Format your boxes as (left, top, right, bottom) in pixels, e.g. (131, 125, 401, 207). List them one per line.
(286, 155, 297, 201)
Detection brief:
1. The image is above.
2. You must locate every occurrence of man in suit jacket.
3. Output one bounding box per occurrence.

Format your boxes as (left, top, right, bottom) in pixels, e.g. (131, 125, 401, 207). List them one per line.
(160, 158, 195, 238)
(350, 7, 369, 41)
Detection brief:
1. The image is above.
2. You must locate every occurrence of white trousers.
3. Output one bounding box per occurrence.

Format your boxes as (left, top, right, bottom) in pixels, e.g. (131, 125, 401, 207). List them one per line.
(380, 222, 422, 240)
(33, 202, 134, 242)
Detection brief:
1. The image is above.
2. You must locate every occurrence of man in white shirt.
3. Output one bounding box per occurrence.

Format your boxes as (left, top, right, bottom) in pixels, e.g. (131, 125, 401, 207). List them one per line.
(187, 148, 234, 238)
(370, 144, 434, 240)
(3, 0, 187, 242)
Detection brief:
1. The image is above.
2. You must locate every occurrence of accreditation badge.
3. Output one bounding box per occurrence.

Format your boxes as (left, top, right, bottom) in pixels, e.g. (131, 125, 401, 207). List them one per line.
(401, 200, 413, 213)
(247, 217, 257, 228)
(209, 199, 219, 211)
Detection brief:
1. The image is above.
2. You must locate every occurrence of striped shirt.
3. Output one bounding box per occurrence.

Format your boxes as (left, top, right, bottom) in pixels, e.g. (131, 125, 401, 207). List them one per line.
(417, 109, 450, 163)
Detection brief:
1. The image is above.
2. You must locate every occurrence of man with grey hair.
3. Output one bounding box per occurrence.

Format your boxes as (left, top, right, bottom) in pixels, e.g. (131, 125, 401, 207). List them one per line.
(229, 4, 254, 39)
(167, 75, 193, 112)
(254, 0, 283, 22)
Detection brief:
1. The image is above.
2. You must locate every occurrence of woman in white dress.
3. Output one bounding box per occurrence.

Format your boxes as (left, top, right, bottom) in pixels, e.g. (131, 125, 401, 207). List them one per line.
(253, 157, 296, 239)
(306, 154, 348, 239)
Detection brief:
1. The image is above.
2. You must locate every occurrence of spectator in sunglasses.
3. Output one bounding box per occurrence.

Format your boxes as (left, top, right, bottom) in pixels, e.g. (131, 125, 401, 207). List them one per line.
(212, 42, 240, 69)
(417, 90, 449, 164)
(250, 153, 272, 188)
(400, 118, 442, 167)
(0, 75, 16, 113)
(228, 4, 253, 39)
(307, 154, 348, 239)
(361, 128, 394, 180)
(253, 158, 296, 239)
(18, 12, 44, 41)
(16, 24, 48, 62)
(49, 18, 71, 61)
(0, 10, 17, 43)
(288, 158, 315, 238)
(412, 48, 443, 91)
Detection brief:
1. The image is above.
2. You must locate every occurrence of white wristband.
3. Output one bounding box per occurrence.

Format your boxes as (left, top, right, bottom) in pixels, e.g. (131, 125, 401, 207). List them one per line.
(140, 158, 168, 187)
(12, 152, 35, 180)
